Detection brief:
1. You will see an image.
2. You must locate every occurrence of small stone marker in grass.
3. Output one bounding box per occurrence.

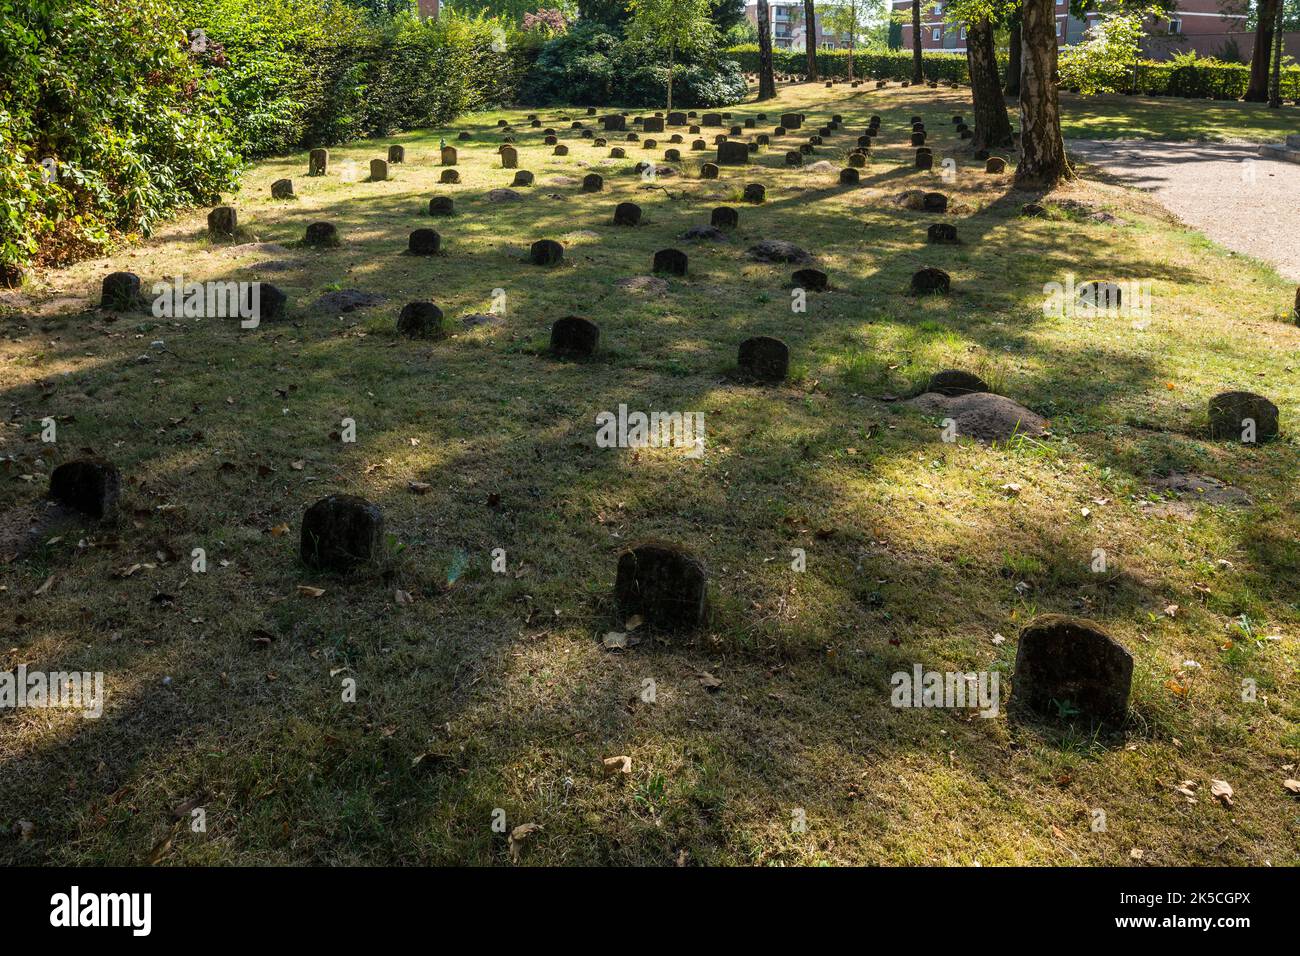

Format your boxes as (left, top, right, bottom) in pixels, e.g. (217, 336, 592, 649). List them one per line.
(303, 221, 340, 248)
(692, 139, 706, 150)
(101, 272, 141, 311)
(839, 168, 860, 184)
(271, 179, 295, 199)
(49, 459, 120, 519)
(457, 131, 471, 140)
(614, 541, 708, 631)
(512, 170, 534, 187)
(550, 316, 600, 357)
(441, 146, 457, 165)
(610, 147, 625, 158)
(792, 268, 828, 291)
(501, 146, 518, 168)
(1011, 615, 1132, 726)
(927, 369, 988, 396)
(911, 267, 950, 295)
(387, 145, 405, 164)
(985, 156, 1007, 173)
(717, 140, 749, 165)
(369, 159, 389, 181)
(700, 162, 720, 179)
(440, 169, 460, 184)
(582, 173, 603, 192)
(554, 145, 569, 156)
(667, 111, 687, 125)
(743, 183, 765, 203)
(300, 495, 384, 573)
(738, 335, 790, 383)
(848, 153, 867, 168)
(397, 302, 445, 339)
(1208, 391, 1279, 442)
(927, 222, 959, 244)
(530, 239, 564, 266)
(613, 201, 642, 226)
(922, 192, 948, 213)
(664, 148, 681, 162)
(308, 148, 328, 176)
(711, 206, 738, 229)
(408, 229, 441, 256)
(785, 151, 802, 167)
(780, 112, 802, 129)
(653, 248, 688, 276)
(643, 117, 665, 133)
(602, 114, 626, 131)
(208, 206, 237, 238)
(915, 150, 933, 170)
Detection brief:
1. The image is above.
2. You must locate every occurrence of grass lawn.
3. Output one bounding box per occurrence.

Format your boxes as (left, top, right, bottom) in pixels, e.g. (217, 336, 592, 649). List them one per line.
(1, 82, 1297, 866)
(1059, 90, 1300, 143)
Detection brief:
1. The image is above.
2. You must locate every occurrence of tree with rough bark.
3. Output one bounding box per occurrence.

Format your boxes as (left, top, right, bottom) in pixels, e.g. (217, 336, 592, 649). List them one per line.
(1267, 0, 1285, 106)
(626, 0, 717, 111)
(1246, 0, 1279, 101)
(1004, 8, 1021, 96)
(805, 0, 819, 77)
(757, 0, 777, 97)
(1016, 0, 1072, 187)
(911, 0, 923, 82)
(944, 0, 1014, 150)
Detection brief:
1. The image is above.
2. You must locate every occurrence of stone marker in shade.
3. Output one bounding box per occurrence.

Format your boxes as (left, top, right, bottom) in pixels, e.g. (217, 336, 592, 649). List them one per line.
(613, 541, 708, 631)
(550, 316, 600, 357)
(49, 459, 121, 519)
(1011, 615, 1132, 726)
(300, 495, 384, 573)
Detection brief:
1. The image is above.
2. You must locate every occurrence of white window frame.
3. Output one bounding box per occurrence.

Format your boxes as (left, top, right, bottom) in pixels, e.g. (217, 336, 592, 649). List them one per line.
(1167, 17, 1182, 34)
(932, 27, 941, 40)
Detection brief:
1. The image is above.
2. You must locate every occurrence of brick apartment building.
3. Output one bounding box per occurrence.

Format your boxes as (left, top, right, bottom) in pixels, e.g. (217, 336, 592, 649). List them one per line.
(893, 0, 1297, 61)
(745, 0, 850, 51)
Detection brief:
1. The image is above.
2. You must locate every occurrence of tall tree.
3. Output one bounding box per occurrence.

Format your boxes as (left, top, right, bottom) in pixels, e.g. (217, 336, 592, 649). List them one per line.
(1004, 8, 1021, 96)
(757, 0, 777, 97)
(1015, 0, 1072, 186)
(805, 0, 819, 78)
(1268, 0, 1284, 106)
(821, 0, 868, 81)
(1246, 0, 1278, 101)
(965, 17, 1013, 149)
(911, 0, 923, 82)
(627, 0, 717, 111)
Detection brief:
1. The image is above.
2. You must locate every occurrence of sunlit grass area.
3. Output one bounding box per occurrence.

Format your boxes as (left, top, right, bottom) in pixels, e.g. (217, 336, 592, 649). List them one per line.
(1, 82, 1297, 865)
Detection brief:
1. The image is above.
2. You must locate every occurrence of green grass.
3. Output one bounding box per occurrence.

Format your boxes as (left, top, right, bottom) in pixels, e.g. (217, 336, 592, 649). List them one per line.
(0, 83, 1297, 866)
(1059, 90, 1300, 143)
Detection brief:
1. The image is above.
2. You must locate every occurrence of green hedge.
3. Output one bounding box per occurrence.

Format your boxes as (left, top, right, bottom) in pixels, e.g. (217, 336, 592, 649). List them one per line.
(1130, 61, 1300, 100)
(725, 46, 972, 83)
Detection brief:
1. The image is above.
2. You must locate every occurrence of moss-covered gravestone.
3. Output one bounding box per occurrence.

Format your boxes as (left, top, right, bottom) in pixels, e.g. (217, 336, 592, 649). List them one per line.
(300, 495, 384, 572)
(1011, 615, 1132, 725)
(614, 541, 707, 630)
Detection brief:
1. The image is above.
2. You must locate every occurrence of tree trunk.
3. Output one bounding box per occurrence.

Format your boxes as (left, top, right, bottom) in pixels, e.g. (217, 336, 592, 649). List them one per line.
(1004, 16, 1021, 97)
(1246, 0, 1277, 102)
(804, 0, 818, 79)
(1015, 0, 1073, 188)
(1268, 0, 1284, 107)
(757, 0, 777, 100)
(968, 18, 1013, 151)
(667, 43, 674, 112)
(912, 0, 923, 83)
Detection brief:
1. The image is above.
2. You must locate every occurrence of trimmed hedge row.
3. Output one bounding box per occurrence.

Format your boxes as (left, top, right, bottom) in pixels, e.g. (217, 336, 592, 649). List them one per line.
(725, 46, 972, 83)
(1130, 61, 1300, 100)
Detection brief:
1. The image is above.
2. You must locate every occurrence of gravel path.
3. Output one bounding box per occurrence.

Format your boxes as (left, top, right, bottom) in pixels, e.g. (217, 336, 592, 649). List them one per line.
(1068, 139, 1300, 282)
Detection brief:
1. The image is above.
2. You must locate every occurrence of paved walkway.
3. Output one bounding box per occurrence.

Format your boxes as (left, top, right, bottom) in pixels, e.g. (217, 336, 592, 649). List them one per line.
(1068, 139, 1300, 282)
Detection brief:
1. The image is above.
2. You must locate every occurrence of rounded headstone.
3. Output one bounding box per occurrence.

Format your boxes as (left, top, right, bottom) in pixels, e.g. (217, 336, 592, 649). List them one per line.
(530, 239, 564, 266)
(300, 495, 384, 572)
(208, 206, 237, 238)
(742, 183, 765, 203)
(613, 202, 642, 226)
(440, 169, 460, 184)
(700, 163, 719, 180)
(387, 145, 405, 164)
(369, 159, 389, 182)
(429, 196, 455, 216)
(550, 316, 600, 357)
(614, 541, 707, 631)
(512, 170, 535, 187)
(1011, 615, 1133, 725)
(49, 458, 120, 519)
(303, 222, 340, 248)
(711, 206, 738, 229)
(911, 267, 950, 295)
(792, 268, 828, 292)
(582, 173, 604, 192)
(839, 167, 860, 184)
(1208, 391, 1279, 442)
(397, 302, 445, 339)
(271, 179, 295, 200)
(408, 228, 441, 256)
(986, 156, 1008, 173)
(738, 335, 789, 383)
(653, 248, 688, 276)
(308, 149, 328, 176)
(100, 272, 141, 311)
(927, 222, 959, 244)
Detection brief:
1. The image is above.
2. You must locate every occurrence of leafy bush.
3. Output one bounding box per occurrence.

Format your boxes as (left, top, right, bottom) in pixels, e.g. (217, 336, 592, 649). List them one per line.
(0, 0, 240, 279)
(524, 22, 747, 107)
(1059, 13, 1144, 95)
(726, 45, 972, 83)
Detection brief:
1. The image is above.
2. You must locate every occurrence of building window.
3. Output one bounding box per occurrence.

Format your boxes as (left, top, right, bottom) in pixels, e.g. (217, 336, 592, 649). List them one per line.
(932, 27, 941, 40)
(1167, 17, 1181, 34)
(1055, 21, 1062, 36)
(960, 26, 967, 39)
